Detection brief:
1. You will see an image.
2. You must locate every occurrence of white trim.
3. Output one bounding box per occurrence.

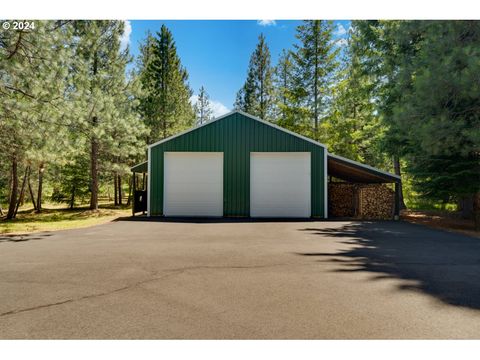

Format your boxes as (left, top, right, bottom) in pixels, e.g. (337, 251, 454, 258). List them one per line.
(147, 147, 151, 216)
(328, 153, 401, 181)
(147, 110, 328, 150)
(324, 148, 328, 219)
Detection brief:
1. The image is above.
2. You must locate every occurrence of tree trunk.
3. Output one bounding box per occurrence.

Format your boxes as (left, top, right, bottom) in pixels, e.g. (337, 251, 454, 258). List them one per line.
(6, 153, 18, 219)
(118, 175, 122, 205)
(70, 186, 76, 210)
(89, 51, 99, 211)
(393, 156, 406, 210)
(89, 120, 99, 210)
(458, 195, 474, 219)
(27, 171, 37, 210)
(126, 176, 132, 206)
(114, 172, 118, 206)
(473, 192, 480, 231)
(36, 162, 45, 213)
(14, 165, 29, 217)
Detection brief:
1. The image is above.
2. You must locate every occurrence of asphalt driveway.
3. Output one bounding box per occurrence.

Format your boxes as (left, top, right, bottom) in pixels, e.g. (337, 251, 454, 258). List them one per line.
(0, 218, 479, 339)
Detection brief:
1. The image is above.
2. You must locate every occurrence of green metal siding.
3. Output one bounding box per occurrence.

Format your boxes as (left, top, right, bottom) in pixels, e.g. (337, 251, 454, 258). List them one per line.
(150, 112, 326, 217)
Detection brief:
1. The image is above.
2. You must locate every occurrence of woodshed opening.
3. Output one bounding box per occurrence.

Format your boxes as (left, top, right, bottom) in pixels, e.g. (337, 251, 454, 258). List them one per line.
(327, 154, 401, 220)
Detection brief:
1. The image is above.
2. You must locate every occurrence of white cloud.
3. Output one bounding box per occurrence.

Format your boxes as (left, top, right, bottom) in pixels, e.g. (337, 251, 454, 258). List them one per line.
(210, 99, 230, 117)
(335, 38, 348, 47)
(334, 23, 347, 37)
(120, 20, 132, 51)
(257, 20, 276, 27)
(190, 95, 230, 118)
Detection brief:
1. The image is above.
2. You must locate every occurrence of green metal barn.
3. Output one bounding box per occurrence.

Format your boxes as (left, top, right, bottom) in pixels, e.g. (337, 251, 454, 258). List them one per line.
(131, 110, 401, 218)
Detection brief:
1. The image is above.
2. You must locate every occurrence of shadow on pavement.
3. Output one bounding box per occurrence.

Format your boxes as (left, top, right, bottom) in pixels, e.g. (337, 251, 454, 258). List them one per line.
(297, 221, 480, 310)
(0, 233, 53, 243)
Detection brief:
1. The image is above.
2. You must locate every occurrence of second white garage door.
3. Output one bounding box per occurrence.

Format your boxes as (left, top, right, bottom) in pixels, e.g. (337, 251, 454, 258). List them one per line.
(164, 152, 223, 217)
(250, 152, 311, 218)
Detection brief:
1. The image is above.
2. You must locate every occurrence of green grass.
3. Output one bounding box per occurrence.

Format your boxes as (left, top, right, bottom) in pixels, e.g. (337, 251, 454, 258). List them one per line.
(0, 202, 131, 234)
(405, 198, 458, 212)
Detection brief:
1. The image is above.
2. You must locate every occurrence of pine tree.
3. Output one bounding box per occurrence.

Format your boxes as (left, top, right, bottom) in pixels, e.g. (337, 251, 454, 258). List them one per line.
(193, 86, 213, 125)
(234, 33, 274, 120)
(353, 20, 480, 224)
(138, 24, 194, 142)
(0, 20, 72, 218)
(51, 152, 91, 209)
(292, 20, 339, 140)
(323, 26, 387, 168)
(71, 20, 147, 210)
(273, 49, 294, 121)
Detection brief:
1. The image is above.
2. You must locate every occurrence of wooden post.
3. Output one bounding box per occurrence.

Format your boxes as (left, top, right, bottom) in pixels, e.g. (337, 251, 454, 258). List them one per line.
(394, 181, 400, 220)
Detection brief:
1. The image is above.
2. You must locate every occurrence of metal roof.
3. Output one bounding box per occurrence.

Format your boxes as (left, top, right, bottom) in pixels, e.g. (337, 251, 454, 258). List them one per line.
(328, 153, 401, 183)
(147, 110, 327, 150)
(131, 161, 148, 173)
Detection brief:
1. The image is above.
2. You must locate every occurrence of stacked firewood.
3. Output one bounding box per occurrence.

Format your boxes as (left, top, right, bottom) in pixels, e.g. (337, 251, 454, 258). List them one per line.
(328, 183, 357, 217)
(329, 183, 394, 219)
(358, 184, 394, 219)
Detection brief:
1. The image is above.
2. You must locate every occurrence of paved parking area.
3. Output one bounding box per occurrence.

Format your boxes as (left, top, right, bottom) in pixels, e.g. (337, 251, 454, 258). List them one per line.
(0, 218, 479, 339)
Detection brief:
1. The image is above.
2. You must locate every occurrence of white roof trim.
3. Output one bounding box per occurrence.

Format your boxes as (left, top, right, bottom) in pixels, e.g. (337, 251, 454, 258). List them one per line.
(328, 153, 401, 181)
(147, 110, 327, 150)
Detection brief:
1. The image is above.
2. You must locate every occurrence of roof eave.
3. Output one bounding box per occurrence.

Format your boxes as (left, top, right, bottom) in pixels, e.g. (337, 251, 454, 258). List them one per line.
(328, 153, 401, 183)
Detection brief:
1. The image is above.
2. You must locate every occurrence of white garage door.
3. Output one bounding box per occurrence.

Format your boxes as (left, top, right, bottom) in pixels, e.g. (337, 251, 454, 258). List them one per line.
(164, 152, 223, 217)
(250, 152, 311, 218)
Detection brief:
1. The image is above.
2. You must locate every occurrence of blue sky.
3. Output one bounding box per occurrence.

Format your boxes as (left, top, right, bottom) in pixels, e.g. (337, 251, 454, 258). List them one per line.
(123, 20, 350, 116)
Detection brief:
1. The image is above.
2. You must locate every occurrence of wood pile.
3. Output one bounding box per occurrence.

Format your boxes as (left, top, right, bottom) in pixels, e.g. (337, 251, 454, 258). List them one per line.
(328, 183, 357, 217)
(358, 184, 394, 219)
(329, 183, 395, 219)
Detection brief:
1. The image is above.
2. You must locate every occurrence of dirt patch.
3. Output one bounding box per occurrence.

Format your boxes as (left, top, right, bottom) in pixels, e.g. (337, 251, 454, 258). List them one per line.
(402, 210, 479, 238)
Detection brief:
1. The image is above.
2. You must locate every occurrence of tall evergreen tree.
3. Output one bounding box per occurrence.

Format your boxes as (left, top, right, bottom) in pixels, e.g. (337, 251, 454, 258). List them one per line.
(234, 33, 274, 120)
(138, 24, 194, 142)
(271, 49, 312, 136)
(0, 20, 72, 218)
(71, 20, 146, 210)
(392, 21, 480, 225)
(323, 26, 387, 168)
(292, 20, 339, 140)
(193, 86, 213, 125)
(354, 20, 480, 224)
(273, 49, 294, 121)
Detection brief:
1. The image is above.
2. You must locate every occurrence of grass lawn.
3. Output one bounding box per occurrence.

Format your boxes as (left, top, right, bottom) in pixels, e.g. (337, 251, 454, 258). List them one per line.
(0, 203, 131, 234)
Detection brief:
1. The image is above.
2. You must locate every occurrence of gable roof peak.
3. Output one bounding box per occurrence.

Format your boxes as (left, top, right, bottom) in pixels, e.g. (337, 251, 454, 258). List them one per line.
(147, 109, 327, 150)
